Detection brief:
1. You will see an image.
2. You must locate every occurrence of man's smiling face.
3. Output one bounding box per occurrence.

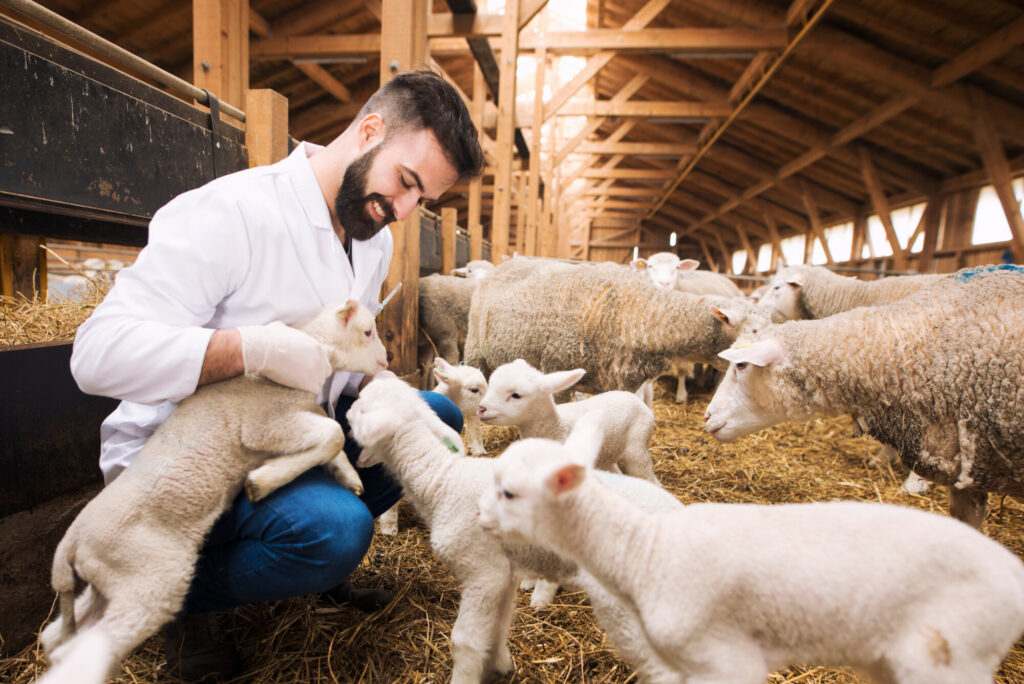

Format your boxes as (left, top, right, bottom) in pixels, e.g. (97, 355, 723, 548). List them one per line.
(334, 127, 459, 242)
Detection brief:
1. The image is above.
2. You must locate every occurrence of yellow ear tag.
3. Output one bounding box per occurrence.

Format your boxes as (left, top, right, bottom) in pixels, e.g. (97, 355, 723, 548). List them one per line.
(730, 341, 754, 350)
(711, 307, 729, 323)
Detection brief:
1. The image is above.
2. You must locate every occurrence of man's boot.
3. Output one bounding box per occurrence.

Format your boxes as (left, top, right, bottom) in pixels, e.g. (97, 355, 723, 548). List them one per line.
(162, 611, 242, 682)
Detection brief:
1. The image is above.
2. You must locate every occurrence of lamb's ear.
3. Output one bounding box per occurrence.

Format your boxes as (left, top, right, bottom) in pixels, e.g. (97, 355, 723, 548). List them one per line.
(349, 409, 394, 449)
(678, 259, 700, 273)
(537, 368, 587, 394)
(433, 357, 453, 383)
(630, 258, 648, 271)
(545, 463, 586, 496)
(710, 305, 742, 326)
(337, 298, 361, 327)
(785, 275, 804, 288)
(719, 338, 786, 367)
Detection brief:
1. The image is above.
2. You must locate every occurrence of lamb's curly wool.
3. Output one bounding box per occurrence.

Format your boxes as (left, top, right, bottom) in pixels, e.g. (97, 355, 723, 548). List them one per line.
(464, 257, 766, 394)
(418, 273, 478, 366)
(707, 269, 1024, 525)
(761, 263, 948, 321)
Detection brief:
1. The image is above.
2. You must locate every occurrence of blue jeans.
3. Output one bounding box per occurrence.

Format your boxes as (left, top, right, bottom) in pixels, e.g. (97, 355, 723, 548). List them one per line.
(184, 390, 462, 613)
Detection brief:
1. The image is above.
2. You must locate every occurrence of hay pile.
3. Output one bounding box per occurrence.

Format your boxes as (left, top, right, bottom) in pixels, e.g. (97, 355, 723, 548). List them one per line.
(2, 381, 1022, 683)
(0, 278, 108, 346)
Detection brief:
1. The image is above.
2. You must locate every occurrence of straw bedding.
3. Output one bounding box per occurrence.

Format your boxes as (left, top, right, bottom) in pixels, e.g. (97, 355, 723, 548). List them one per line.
(2, 292, 1022, 682)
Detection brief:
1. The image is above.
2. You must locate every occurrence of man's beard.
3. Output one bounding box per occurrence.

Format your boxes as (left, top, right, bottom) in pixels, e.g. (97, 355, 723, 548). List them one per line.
(334, 143, 396, 242)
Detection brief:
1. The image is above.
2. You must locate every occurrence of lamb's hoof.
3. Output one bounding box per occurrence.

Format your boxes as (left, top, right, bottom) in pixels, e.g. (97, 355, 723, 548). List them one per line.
(493, 646, 514, 675)
(244, 477, 267, 503)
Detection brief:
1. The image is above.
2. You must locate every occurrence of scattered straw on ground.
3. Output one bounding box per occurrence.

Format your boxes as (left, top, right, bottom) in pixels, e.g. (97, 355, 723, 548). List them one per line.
(2, 381, 1022, 683)
(0, 278, 109, 346)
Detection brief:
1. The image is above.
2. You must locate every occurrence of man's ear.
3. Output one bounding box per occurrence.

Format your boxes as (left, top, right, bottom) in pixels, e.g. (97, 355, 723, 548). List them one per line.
(357, 113, 385, 150)
(545, 464, 586, 495)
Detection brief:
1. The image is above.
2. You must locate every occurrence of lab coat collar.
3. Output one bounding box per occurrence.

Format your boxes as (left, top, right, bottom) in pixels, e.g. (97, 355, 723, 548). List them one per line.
(290, 142, 334, 234)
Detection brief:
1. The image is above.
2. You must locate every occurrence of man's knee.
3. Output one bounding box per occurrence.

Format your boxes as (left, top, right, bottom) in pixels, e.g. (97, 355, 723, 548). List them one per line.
(419, 390, 464, 433)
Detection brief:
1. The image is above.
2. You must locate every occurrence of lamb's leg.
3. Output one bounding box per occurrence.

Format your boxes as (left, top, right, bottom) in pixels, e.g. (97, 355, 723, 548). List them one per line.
(620, 446, 660, 484)
(489, 575, 519, 676)
(464, 414, 485, 455)
(949, 487, 988, 528)
(529, 579, 559, 607)
(35, 628, 116, 684)
(378, 503, 399, 536)
(450, 577, 514, 684)
(245, 412, 360, 502)
(41, 586, 106, 655)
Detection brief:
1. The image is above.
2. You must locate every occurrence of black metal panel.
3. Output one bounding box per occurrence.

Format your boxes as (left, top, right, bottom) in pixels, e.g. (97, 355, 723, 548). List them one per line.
(419, 211, 442, 275)
(0, 203, 148, 247)
(0, 16, 247, 228)
(456, 231, 469, 267)
(0, 342, 114, 518)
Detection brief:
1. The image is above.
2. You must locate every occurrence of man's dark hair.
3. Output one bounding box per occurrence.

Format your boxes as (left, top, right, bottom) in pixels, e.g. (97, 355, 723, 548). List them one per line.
(358, 69, 485, 182)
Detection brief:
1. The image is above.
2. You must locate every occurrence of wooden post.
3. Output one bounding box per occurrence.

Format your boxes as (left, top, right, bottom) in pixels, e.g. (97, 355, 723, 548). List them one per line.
(800, 179, 834, 264)
(734, 225, 758, 274)
(859, 146, 908, 269)
(851, 213, 867, 262)
(491, 0, 521, 263)
(527, 46, 547, 257)
(378, 0, 427, 378)
(193, 0, 248, 115)
(763, 211, 782, 268)
(918, 195, 942, 272)
(244, 89, 289, 167)
(715, 231, 733, 274)
(441, 208, 457, 275)
(542, 112, 557, 257)
(971, 90, 1024, 263)
(0, 234, 45, 300)
(468, 62, 485, 262)
(699, 239, 718, 272)
(515, 171, 528, 255)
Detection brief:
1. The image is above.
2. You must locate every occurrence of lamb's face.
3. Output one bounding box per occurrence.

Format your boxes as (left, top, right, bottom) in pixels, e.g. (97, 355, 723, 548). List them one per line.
(704, 338, 791, 441)
(333, 301, 389, 374)
(759, 269, 805, 323)
(433, 360, 487, 415)
(478, 440, 565, 544)
(477, 361, 538, 425)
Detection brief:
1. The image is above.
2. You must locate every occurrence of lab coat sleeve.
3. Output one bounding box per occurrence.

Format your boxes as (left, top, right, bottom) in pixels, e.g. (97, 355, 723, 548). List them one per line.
(71, 189, 251, 405)
(340, 227, 394, 398)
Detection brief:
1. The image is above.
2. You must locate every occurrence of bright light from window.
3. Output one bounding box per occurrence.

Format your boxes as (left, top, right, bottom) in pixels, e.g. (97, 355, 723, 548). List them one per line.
(972, 180, 1021, 245)
(780, 234, 805, 265)
(757, 243, 773, 272)
(823, 222, 853, 262)
(732, 250, 747, 274)
(669, 232, 677, 247)
(632, 246, 639, 261)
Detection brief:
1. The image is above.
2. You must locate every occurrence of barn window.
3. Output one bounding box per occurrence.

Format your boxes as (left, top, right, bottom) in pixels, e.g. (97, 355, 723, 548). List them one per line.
(731, 250, 747, 274)
(779, 234, 806, 265)
(756, 243, 773, 272)
(971, 178, 1023, 245)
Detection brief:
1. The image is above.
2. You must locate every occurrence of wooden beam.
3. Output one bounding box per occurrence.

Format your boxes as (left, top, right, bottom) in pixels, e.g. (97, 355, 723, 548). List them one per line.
(518, 27, 786, 52)
(526, 45, 547, 256)
(970, 88, 1024, 262)
(441, 208, 457, 275)
(468, 61, 485, 260)
(800, 178, 834, 265)
(715, 231, 733, 274)
(490, 0, 520, 262)
(542, 0, 670, 122)
(918, 197, 941, 271)
(554, 73, 648, 166)
(581, 169, 677, 180)
(555, 101, 733, 118)
(515, 171, 528, 254)
(244, 89, 289, 168)
(763, 210, 782, 267)
(250, 34, 381, 61)
(193, 0, 248, 111)
(575, 142, 697, 156)
(378, 0, 427, 376)
(858, 146, 908, 269)
(734, 224, 758, 273)
(931, 15, 1024, 88)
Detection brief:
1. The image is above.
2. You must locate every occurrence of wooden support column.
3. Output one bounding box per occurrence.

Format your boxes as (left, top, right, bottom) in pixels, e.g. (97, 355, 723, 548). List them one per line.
(526, 45, 547, 257)
(379, 0, 427, 377)
(800, 179, 834, 264)
(441, 208, 457, 275)
(734, 225, 758, 274)
(971, 90, 1024, 263)
(763, 211, 782, 268)
(851, 213, 867, 261)
(0, 234, 46, 299)
(699, 240, 717, 272)
(859, 146, 909, 269)
(492, 0, 521, 263)
(468, 62, 485, 261)
(244, 89, 289, 167)
(193, 0, 248, 114)
(918, 196, 942, 272)
(715, 232, 733, 274)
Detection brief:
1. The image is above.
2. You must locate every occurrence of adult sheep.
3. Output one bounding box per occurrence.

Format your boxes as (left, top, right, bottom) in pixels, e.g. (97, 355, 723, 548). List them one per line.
(704, 265, 1024, 527)
(464, 257, 767, 396)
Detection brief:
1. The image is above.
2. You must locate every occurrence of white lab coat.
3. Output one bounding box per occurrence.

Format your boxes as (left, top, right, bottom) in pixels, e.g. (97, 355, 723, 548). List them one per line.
(70, 143, 393, 483)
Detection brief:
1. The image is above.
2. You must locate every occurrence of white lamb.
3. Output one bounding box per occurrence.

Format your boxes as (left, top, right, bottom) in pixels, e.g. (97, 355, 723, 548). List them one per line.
(477, 359, 658, 484)
(483, 435, 1024, 684)
(36, 300, 388, 684)
(375, 357, 487, 536)
(452, 259, 496, 281)
(347, 374, 681, 683)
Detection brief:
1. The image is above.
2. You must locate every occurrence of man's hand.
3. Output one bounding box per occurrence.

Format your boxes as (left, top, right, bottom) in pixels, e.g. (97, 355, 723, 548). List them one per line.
(238, 321, 333, 394)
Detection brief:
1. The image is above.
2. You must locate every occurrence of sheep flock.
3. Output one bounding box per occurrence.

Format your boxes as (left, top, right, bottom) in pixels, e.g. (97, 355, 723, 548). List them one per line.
(7, 257, 1024, 684)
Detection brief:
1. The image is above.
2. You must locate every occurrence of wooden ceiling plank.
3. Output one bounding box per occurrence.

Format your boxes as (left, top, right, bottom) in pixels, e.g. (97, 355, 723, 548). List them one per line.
(554, 72, 648, 165)
(734, 224, 759, 273)
(931, 14, 1024, 88)
(555, 101, 733, 117)
(576, 142, 698, 155)
(250, 34, 382, 61)
(519, 27, 787, 52)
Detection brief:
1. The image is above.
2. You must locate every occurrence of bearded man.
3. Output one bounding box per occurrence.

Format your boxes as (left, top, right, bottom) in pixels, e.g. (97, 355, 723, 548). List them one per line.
(70, 69, 484, 682)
